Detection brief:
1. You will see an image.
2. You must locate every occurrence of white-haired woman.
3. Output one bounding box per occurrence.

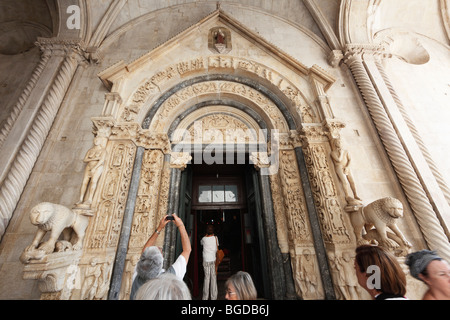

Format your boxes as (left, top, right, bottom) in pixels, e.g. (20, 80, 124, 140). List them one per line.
(135, 273, 192, 300)
(224, 271, 257, 300)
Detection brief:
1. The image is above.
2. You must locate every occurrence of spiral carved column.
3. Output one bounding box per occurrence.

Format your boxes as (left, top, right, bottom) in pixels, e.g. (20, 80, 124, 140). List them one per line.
(0, 54, 51, 148)
(344, 49, 450, 261)
(374, 59, 450, 206)
(0, 41, 82, 240)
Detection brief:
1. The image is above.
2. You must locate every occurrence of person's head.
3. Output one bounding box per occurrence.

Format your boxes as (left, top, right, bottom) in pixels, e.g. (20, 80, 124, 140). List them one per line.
(136, 246, 163, 281)
(135, 273, 192, 300)
(406, 250, 450, 298)
(206, 224, 214, 235)
(225, 271, 257, 300)
(354, 245, 407, 297)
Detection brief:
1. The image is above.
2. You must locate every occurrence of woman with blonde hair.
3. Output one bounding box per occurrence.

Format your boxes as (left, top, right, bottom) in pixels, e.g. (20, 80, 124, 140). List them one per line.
(224, 271, 257, 300)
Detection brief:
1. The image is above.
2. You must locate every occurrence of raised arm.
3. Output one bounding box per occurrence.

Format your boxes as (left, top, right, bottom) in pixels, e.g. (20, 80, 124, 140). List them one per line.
(172, 213, 192, 264)
(142, 215, 170, 254)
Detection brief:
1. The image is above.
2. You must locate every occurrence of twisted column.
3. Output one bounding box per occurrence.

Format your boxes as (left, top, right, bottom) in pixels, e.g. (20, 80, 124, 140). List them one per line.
(375, 59, 450, 206)
(344, 50, 450, 261)
(0, 47, 80, 240)
(0, 54, 51, 147)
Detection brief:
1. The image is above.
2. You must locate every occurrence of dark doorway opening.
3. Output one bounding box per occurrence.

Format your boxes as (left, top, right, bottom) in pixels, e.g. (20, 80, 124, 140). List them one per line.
(178, 157, 271, 299)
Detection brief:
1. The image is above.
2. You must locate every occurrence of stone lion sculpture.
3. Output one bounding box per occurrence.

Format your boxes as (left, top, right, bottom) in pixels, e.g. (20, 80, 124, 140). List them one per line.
(20, 202, 89, 263)
(349, 197, 412, 251)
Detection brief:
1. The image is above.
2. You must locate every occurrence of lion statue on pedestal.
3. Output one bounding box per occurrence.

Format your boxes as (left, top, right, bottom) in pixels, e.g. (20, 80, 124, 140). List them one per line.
(20, 202, 89, 263)
(349, 197, 412, 254)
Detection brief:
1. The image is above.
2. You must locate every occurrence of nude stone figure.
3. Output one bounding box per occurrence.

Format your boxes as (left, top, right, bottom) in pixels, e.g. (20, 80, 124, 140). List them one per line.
(330, 138, 361, 203)
(77, 136, 108, 206)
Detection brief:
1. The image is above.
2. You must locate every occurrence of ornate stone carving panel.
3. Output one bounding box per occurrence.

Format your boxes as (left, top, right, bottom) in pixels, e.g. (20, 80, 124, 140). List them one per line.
(129, 150, 164, 250)
(67, 141, 136, 300)
(301, 130, 352, 246)
(85, 141, 136, 249)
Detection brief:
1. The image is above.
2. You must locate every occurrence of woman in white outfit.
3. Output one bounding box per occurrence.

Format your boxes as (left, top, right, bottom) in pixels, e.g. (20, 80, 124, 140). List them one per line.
(201, 224, 218, 300)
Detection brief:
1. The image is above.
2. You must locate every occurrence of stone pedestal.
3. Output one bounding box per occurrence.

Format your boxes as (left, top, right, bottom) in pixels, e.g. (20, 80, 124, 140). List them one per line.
(23, 251, 83, 300)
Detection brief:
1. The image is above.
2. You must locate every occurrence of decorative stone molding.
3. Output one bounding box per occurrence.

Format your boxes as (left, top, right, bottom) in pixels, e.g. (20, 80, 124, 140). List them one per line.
(170, 152, 192, 170)
(22, 251, 82, 297)
(100, 55, 332, 127)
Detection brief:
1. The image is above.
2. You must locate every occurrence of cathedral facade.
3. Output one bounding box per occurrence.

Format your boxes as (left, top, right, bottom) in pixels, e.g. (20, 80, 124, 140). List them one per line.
(0, 0, 449, 300)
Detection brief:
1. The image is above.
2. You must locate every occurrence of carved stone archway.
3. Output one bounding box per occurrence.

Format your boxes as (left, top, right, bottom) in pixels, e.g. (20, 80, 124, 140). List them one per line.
(21, 9, 365, 300)
(99, 57, 351, 299)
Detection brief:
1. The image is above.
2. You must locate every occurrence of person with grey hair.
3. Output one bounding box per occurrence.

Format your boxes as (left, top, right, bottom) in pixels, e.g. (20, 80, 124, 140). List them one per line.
(224, 271, 257, 300)
(129, 213, 191, 300)
(135, 273, 192, 300)
(406, 250, 450, 300)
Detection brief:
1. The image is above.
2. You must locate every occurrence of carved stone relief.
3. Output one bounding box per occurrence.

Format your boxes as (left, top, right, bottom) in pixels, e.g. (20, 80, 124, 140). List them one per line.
(121, 56, 318, 126)
(129, 150, 164, 250)
(84, 141, 136, 250)
(150, 80, 289, 133)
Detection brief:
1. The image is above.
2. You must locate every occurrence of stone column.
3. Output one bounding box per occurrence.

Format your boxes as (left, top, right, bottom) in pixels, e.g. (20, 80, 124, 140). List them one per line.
(107, 146, 145, 300)
(0, 38, 85, 240)
(343, 45, 450, 261)
(371, 58, 450, 238)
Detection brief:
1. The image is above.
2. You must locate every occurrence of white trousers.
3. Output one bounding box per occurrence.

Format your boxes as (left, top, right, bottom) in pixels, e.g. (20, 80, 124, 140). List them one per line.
(202, 261, 217, 300)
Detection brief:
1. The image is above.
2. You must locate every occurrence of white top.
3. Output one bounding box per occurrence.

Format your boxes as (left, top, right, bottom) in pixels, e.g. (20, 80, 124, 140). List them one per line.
(201, 235, 218, 262)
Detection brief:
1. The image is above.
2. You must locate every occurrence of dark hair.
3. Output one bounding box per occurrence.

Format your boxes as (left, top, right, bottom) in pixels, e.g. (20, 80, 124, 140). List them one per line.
(355, 245, 407, 296)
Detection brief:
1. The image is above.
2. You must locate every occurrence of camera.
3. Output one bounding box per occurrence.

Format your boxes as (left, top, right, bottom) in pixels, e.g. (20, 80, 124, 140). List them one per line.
(166, 215, 175, 221)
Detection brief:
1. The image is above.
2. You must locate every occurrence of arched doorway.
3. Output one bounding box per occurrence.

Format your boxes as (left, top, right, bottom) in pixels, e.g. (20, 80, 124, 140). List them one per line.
(180, 158, 272, 299)
(97, 12, 343, 300)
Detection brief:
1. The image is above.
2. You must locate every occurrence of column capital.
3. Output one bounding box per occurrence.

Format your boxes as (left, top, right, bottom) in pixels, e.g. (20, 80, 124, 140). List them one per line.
(35, 37, 88, 63)
(343, 43, 392, 64)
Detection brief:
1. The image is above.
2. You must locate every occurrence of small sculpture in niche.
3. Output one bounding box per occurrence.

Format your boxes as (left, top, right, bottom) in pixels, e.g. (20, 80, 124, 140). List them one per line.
(77, 136, 108, 207)
(330, 138, 361, 204)
(20, 202, 89, 263)
(209, 27, 231, 54)
(348, 197, 412, 255)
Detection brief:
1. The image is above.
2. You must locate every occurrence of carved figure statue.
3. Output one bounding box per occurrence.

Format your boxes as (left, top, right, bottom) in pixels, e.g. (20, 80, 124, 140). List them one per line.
(214, 28, 225, 45)
(77, 136, 108, 206)
(20, 202, 89, 263)
(330, 138, 361, 202)
(349, 197, 412, 251)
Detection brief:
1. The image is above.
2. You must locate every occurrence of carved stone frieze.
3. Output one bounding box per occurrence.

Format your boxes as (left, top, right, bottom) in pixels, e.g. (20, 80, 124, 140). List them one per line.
(151, 80, 288, 133)
(268, 173, 289, 253)
(85, 141, 136, 250)
(291, 248, 324, 299)
(279, 150, 311, 243)
(119, 56, 320, 127)
(183, 113, 256, 144)
(78, 257, 113, 300)
(302, 142, 351, 245)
